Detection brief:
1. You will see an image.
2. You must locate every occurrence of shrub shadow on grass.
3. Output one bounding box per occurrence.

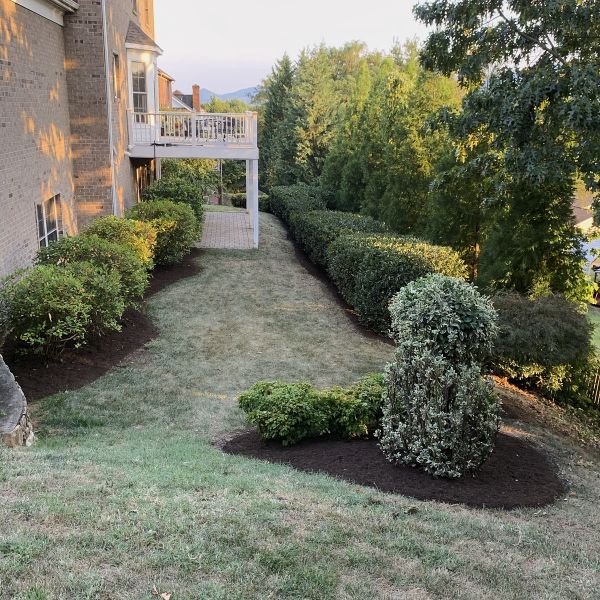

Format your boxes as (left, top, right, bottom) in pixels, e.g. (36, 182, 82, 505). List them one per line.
(221, 428, 567, 509)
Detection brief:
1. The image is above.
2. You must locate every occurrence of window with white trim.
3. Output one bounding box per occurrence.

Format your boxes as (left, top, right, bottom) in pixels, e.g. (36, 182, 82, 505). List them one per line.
(131, 61, 148, 114)
(36, 194, 61, 248)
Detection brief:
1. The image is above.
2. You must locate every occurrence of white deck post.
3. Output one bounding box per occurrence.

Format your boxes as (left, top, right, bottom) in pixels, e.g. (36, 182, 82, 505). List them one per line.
(245, 160, 251, 215)
(248, 159, 259, 248)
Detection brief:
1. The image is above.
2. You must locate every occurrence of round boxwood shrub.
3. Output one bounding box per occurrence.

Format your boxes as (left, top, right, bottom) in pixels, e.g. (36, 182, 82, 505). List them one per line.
(288, 210, 388, 269)
(327, 234, 469, 333)
(37, 234, 148, 305)
(380, 274, 500, 479)
(126, 200, 198, 266)
(142, 177, 206, 226)
(84, 216, 157, 269)
(0, 265, 91, 355)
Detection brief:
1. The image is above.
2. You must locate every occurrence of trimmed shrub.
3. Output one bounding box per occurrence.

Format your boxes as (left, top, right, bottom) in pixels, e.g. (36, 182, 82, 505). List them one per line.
(229, 193, 272, 212)
(380, 275, 500, 478)
(84, 216, 157, 269)
(327, 234, 468, 333)
(37, 234, 149, 305)
(0, 266, 91, 355)
(127, 200, 198, 266)
(239, 381, 329, 446)
(65, 261, 125, 337)
(491, 292, 596, 405)
(269, 184, 326, 224)
(288, 210, 388, 269)
(238, 374, 385, 445)
(142, 177, 206, 226)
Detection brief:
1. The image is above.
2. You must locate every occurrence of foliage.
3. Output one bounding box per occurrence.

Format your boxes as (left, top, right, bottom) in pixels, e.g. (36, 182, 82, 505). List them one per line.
(239, 381, 329, 446)
(37, 234, 149, 305)
(269, 184, 326, 224)
(0, 266, 91, 355)
(288, 210, 388, 268)
(415, 0, 599, 302)
(126, 200, 198, 266)
(239, 374, 385, 446)
(160, 158, 219, 189)
(64, 261, 125, 338)
(229, 193, 271, 213)
(389, 273, 498, 364)
(491, 292, 596, 405)
(380, 342, 499, 478)
(83, 216, 157, 269)
(326, 234, 468, 333)
(142, 178, 206, 228)
(380, 274, 500, 478)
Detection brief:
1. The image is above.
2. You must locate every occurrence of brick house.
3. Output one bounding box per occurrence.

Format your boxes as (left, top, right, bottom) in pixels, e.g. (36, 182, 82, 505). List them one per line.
(0, 0, 259, 278)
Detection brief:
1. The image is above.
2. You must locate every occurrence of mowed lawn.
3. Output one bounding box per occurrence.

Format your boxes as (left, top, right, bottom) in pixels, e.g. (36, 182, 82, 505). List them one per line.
(1, 214, 600, 599)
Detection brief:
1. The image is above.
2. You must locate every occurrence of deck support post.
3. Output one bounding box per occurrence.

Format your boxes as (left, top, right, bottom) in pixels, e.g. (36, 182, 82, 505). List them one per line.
(246, 159, 259, 248)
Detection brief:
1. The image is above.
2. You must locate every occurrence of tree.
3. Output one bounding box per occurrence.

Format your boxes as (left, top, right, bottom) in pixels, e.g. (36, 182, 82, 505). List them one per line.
(414, 0, 600, 301)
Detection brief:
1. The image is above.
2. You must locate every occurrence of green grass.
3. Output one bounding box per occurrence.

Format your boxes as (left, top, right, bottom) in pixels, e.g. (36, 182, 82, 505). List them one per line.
(1, 214, 600, 599)
(588, 307, 600, 351)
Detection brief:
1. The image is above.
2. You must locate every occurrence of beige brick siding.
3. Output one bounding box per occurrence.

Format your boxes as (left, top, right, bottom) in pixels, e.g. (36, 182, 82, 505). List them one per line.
(0, 0, 77, 278)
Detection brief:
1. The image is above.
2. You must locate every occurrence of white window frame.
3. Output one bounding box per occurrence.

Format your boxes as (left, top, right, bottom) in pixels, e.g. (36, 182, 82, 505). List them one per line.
(112, 52, 121, 101)
(36, 194, 61, 248)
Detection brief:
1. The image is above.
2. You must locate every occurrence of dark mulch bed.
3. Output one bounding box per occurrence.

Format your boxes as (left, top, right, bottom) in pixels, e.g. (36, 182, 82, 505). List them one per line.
(221, 429, 567, 509)
(4, 249, 202, 402)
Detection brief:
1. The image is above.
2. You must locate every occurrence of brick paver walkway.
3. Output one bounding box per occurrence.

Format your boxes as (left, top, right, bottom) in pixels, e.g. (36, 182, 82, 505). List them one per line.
(200, 211, 254, 250)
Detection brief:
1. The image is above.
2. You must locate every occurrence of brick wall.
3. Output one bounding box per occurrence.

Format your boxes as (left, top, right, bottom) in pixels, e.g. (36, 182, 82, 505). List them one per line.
(0, 1, 77, 278)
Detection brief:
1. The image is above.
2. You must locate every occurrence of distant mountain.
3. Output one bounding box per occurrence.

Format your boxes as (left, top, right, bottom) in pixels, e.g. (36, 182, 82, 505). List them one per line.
(200, 87, 258, 105)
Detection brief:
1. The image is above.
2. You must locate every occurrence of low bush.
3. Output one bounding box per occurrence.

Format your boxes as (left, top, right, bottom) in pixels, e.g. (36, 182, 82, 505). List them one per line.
(238, 374, 385, 445)
(126, 200, 198, 266)
(269, 184, 326, 224)
(142, 178, 206, 226)
(288, 210, 388, 269)
(84, 216, 157, 269)
(491, 292, 596, 406)
(327, 234, 468, 333)
(0, 265, 91, 355)
(229, 193, 271, 212)
(37, 234, 149, 305)
(380, 275, 500, 478)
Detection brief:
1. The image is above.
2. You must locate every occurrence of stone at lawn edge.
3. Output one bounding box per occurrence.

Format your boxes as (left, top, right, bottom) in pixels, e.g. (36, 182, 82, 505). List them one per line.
(0, 354, 34, 448)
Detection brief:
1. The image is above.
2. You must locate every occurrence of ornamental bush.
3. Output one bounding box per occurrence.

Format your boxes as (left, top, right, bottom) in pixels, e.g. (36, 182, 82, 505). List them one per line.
(326, 234, 468, 333)
(37, 234, 148, 305)
(142, 177, 206, 226)
(126, 200, 198, 266)
(0, 265, 91, 355)
(269, 184, 326, 224)
(491, 291, 596, 406)
(288, 210, 388, 269)
(239, 373, 385, 445)
(84, 216, 157, 269)
(229, 193, 272, 212)
(380, 275, 500, 478)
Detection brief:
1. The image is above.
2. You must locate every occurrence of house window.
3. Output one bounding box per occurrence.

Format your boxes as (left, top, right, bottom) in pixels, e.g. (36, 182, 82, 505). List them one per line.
(36, 195, 61, 248)
(131, 61, 148, 114)
(132, 0, 138, 14)
(112, 52, 121, 101)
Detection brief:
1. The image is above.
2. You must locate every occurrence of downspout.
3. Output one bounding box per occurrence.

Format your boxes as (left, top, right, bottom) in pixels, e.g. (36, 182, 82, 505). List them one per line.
(101, 0, 119, 216)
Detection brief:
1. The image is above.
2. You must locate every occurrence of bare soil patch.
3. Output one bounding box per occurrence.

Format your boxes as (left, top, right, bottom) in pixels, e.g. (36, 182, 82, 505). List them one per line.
(221, 429, 567, 509)
(4, 249, 202, 401)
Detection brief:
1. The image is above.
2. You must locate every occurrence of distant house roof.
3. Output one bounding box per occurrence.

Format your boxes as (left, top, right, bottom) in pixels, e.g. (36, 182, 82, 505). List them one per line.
(573, 186, 595, 232)
(126, 21, 162, 52)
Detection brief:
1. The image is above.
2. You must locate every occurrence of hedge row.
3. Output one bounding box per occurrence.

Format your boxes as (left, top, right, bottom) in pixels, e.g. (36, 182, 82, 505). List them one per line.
(239, 374, 384, 446)
(0, 194, 201, 356)
(228, 192, 272, 212)
(268, 185, 468, 334)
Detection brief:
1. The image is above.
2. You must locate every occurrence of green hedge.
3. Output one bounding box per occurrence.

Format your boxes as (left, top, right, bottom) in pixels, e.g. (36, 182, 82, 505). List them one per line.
(229, 193, 272, 213)
(238, 373, 384, 446)
(37, 234, 149, 306)
(288, 210, 388, 269)
(127, 200, 198, 266)
(142, 178, 206, 225)
(327, 234, 468, 333)
(269, 184, 326, 224)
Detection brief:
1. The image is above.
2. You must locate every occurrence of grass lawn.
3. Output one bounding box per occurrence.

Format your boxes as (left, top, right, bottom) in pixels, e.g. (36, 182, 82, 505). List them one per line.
(588, 306, 600, 351)
(1, 215, 599, 599)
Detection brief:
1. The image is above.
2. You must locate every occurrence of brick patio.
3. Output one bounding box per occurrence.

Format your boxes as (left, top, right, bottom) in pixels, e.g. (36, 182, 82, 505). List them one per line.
(199, 211, 255, 250)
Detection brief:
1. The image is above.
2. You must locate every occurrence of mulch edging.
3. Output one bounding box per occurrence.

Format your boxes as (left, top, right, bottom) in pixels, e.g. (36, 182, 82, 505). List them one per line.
(221, 429, 567, 509)
(3, 249, 202, 402)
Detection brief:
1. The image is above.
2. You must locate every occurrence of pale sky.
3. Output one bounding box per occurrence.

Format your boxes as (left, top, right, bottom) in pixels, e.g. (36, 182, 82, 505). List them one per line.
(154, 0, 427, 94)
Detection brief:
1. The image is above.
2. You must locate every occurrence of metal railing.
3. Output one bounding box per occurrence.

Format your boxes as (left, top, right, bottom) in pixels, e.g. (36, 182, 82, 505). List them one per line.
(128, 110, 258, 147)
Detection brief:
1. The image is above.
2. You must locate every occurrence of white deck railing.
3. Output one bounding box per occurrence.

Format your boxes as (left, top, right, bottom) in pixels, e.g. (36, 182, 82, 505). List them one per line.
(128, 110, 258, 148)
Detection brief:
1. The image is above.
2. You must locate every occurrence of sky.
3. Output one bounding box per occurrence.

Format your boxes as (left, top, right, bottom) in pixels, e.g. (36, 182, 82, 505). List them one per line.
(154, 0, 427, 94)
